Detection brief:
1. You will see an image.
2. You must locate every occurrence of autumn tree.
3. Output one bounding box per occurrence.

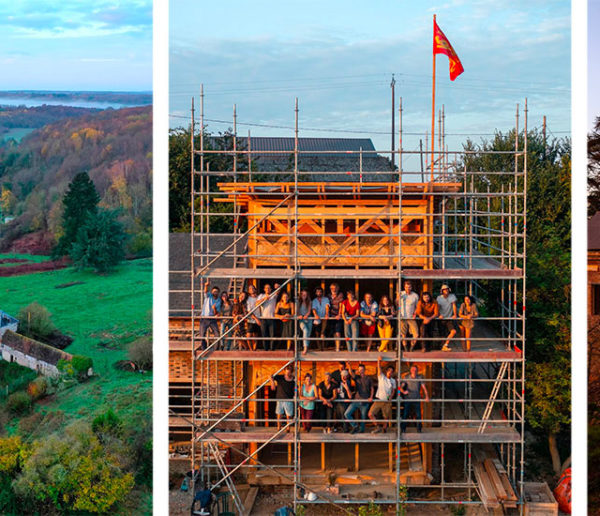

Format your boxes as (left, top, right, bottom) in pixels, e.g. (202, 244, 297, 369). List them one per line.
(589, 116, 600, 216)
(55, 171, 100, 256)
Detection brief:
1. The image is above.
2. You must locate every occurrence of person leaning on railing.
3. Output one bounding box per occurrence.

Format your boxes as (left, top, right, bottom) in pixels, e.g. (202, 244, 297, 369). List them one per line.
(257, 283, 278, 351)
(311, 287, 330, 351)
(246, 285, 261, 351)
(232, 291, 251, 351)
(275, 292, 294, 351)
(368, 357, 397, 433)
(458, 295, 478, 352)
(415, 291, 439, 352)
(335, 369, 355, 432)
(341, 290, 360, 352)
(297, 289, 313, 355)
(318, 372, 337, 434)
(359, 292, 378, 352)
(377, 295, 395, 352)
(299, 373, 317, 432)
(328, 283, 345, 352)
(397, 280, 420, 352)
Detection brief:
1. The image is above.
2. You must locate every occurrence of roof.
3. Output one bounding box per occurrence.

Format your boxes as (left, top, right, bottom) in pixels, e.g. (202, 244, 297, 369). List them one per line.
(2, 330, 72, 366)
(590, 212, 600, 250)
(0, 310, 18, 328)
(209, 137, 377, 157)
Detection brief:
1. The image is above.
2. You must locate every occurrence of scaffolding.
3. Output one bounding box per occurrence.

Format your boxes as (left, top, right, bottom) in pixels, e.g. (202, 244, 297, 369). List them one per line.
(169, 91, 527, 514)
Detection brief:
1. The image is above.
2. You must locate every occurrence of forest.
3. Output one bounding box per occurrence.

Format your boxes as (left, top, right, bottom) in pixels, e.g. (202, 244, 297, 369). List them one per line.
(0, 106, 152, 255)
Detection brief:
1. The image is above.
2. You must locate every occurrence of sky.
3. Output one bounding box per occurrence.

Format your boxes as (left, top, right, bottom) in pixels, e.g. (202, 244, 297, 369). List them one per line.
(170, 0, 571, 164)
(0, 0, 152, 91)
(590, 0, 600, 130)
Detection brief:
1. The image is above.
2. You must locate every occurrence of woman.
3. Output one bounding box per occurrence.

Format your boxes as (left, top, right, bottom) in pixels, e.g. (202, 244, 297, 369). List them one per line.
(318, 372, 337, 434)
(299, 373, 317, 432)
(415, 291, 439, 352)
(232, 291, 251, 350)
(377, 295, 395, 352)
(275, 292, 295, 351)
(297, 289, 313, 355)
(341, 290, 360, 352)
(458, 295, 478, 352)
(359, 292, 378, 352)
(218, 292, 233, 350)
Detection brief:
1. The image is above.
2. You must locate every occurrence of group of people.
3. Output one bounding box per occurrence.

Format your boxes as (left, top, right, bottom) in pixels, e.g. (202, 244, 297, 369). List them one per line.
(199, 280, 479, 353)
(269, 359, 429, 434)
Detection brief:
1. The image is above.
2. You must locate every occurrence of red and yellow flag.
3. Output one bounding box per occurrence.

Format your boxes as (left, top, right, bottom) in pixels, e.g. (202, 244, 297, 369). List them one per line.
(433, 19, 464, 81)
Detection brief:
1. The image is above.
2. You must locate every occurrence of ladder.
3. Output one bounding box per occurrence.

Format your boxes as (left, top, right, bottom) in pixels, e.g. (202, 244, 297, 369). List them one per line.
(228, 254, 247, 298)
(478, 362, 509, 434)
(207, 440, 246, 515)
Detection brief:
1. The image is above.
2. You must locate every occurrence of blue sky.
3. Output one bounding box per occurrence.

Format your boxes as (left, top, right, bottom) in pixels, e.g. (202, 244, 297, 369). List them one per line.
(170, 0, 571, 161)
(0, 0, 152, 91)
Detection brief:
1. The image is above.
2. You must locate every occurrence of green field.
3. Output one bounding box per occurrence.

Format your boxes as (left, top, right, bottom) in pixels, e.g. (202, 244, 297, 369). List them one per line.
(0, 253, 51, 267)
(0, 258, 152, 427)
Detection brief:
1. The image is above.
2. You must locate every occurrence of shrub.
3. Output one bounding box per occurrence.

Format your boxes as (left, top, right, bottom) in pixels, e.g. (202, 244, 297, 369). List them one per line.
(27, 377, 48, 401)
(92, 409, 122, 436)
(71, 355, 93, 376)
(17, 302, 56, 339)
(18, 412, 44, 435)
(128, 336, 152, 371)
(128, 230, 152, 257)
(6, 391, 32, 415)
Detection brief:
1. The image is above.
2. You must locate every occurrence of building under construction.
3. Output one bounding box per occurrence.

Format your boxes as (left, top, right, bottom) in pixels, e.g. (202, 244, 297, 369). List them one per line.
(169, 94, 528, 514)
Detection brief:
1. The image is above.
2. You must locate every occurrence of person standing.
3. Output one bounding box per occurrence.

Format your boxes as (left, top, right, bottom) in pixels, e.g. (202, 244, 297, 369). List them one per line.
(415, 292, 439, 352)
(275, 291, 294, 351)
(311, 287, 330, 351)
(297, 289, 313, 355)
(232, 291, 250, 350)
(458, 295, 478, 352)
(218, 291, 233, 350)
(436, 284, 458, 352)
(345, 363, 374, 434)
(377, 295, 395, 352)
(269, 365, 296, 431)
(368, 357, 397, 433)
(341, 290, 360, 352)
(299, 373, 317, 432)
(328, 283, 345, 352)
(257, 283, 278, 351)
(400, 365, 429, 433)
(318, 372, 337, 433)
(335, 369, 355, 432)
(397, 280, 420, 352)
(246, 284, 261, 351)
(359, 292, 378, 352)
(199, 283, 222, 350)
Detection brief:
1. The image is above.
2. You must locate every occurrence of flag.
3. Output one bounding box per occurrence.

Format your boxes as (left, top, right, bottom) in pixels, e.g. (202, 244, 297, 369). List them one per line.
(433, 19, 464, 81)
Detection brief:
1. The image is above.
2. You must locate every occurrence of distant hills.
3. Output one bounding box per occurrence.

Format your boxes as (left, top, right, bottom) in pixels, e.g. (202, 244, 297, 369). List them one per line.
(0, 90, 152, 106)
(0, 105, 152, 254)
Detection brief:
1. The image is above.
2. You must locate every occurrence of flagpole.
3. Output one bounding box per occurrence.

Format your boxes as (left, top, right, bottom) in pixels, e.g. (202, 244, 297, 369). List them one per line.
(431, 14, 436, 182)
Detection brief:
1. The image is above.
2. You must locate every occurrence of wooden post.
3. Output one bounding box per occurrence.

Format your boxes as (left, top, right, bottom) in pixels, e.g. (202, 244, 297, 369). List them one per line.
(355, 443, 360, 472)
(288, 443, 292, 466)
(321, 443, 326, 472)
(389, 442, 394, 472)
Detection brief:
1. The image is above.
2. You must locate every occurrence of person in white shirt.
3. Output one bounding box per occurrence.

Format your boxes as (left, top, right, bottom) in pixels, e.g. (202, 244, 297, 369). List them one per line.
(397, 280, 420, 351)
(246, 284, 261, 350)
(368, 357, 397, 433)
(199, 283, 221, 350)
(257, 283, 278, 350)
(436, 284, 458, 352)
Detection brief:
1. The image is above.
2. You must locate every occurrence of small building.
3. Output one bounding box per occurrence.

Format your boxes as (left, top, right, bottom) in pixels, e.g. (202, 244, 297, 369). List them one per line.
(0, 329, 72, 377)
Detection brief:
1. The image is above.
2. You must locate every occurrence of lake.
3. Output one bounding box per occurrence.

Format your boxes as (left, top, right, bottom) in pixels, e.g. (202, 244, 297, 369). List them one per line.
(0, 96, 149, 109)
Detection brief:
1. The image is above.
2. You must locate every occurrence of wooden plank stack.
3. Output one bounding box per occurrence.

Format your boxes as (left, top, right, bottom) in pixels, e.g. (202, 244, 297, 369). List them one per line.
(474, 459, 518, 510)
(523, 482, 559, 516)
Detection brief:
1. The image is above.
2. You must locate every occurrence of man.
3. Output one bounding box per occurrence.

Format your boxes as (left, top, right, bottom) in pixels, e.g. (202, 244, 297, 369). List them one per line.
(335, 369, 355, 432)
(400, 365, 429, 433)
(328, 283, 345, 352)
(318, 372, 337, 434)
(397, 280, 420, 352)
(199, 283, 221, 350)
(346, 363, 374, 434)
(270, 365, 296, 430)
(246, 284, 261, 350)
(368, 357, 397, 433)
(359, 293, 378, 352)
(436, 284, 458, 352)
(330, 361, 348, 387)
(257, 283, 278, 351)
(312, 287, 330, 351)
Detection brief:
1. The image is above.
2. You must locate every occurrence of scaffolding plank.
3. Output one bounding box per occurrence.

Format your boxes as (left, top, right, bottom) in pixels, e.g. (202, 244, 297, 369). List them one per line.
(201, 427, 520, 444)
(198, 267, 522, 279)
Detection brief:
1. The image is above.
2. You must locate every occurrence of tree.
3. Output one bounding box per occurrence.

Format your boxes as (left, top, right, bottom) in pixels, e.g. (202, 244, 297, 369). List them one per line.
(0, 186, 17, 215)
(17, 302, 57, 340)
(13, 422, 134, 514)
(589, 117, 600, 216)
(461, 130, 571, 474)
(70, 209, 127, 272)
(55, 172, 100, 256)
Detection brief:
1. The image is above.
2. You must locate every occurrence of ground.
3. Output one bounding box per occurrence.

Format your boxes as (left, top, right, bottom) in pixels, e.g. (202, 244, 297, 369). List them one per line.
(0, 256, 153, 512)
